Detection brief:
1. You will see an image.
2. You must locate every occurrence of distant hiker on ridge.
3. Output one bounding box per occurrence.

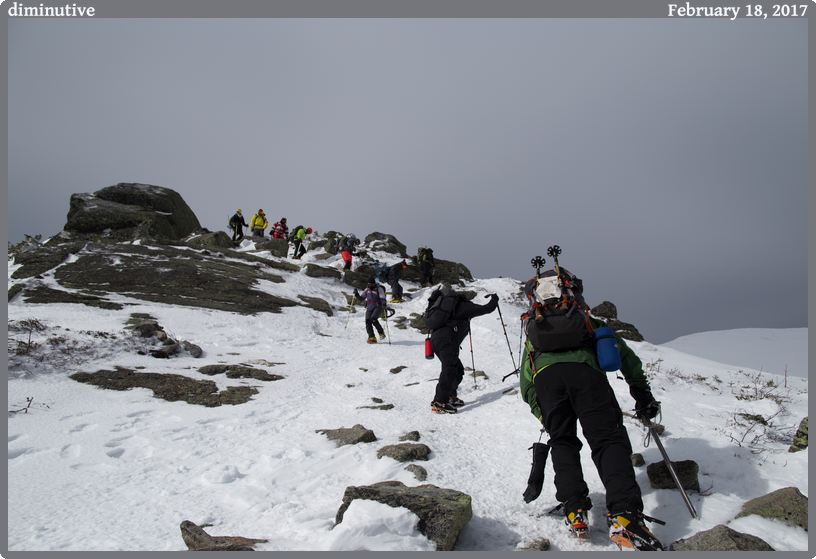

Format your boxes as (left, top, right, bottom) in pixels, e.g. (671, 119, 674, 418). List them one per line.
(518, 257, 664, 551)
(425, 288, 498, 414)
(353, 277, 388, 344)
(417, 246, 435, 287)
(229, 209, 248, 242)
(389, 260, 407, 303)
(271, 217, 289, 240)
(291, 226, 312, 260)
(250, 209, 268, 238)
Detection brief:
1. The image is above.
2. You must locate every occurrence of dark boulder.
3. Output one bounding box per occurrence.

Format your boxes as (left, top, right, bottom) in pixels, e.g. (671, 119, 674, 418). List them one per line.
(63, 183, 201, 241)
(364, 232, 410, 258)
(646, 459, 700, 491)
(669, 524, 774, 551)
(253, 237, 290, 257)
(184, 230, 235, 249)
(735, 486, 808, 531)
(303, 264, 342, 280)
(606, 319, 644, 342)
(789, 417, 808, 452)
(180, 521, 267, 551)
(377, 443, 432, 462)
(334, 481, 472, 551)
(591, 301, 617, 320)
(316, 424, 377, 447)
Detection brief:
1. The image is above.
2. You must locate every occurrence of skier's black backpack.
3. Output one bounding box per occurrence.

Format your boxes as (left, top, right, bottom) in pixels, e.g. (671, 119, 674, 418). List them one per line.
(288, 225, 304, 242)
(523, 267, 592, 352)
(423, 286, 461, 330)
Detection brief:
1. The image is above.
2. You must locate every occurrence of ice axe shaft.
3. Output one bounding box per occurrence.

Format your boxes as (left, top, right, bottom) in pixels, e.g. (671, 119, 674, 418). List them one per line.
(645, 418, 699, 520)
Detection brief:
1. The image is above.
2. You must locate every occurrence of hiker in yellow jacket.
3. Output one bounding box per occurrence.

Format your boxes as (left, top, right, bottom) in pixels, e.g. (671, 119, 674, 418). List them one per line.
(250, 209, 268, 237)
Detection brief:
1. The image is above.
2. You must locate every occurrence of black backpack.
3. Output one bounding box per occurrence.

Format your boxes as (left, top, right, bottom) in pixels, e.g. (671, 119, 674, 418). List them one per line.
(376, 264, 392, 284)
(288, 225, 304, 242)
(423, 287, 461, 330)
(523, 267, 592, 352)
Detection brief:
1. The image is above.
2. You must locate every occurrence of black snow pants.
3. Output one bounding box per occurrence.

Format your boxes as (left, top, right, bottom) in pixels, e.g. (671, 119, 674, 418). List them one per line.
(364, 306, 385, 339)
(389, 277, 403, 300)
(533, 362, 643, 515)
(420, 262, 433, 285)
(430, 335, 464, 403)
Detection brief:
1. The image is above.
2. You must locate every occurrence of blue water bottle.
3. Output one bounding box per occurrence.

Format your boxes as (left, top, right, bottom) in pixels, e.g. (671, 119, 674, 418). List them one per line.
(593, 327, 622, 372)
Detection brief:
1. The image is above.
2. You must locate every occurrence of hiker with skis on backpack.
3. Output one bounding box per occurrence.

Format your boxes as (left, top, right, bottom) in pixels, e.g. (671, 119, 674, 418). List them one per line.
(389, 260, 407, 303)
(340, 235, 360, 271)
(250, 209, 268, 237)
(518, 260, 664, 551)
(229, 210, 248, 242)
(425, 288, 498, 414)
(418, 246, 435, 287)
(290, 226, 311, 260)
(271, 217, 289, 240)
(353, 277, 388, 344)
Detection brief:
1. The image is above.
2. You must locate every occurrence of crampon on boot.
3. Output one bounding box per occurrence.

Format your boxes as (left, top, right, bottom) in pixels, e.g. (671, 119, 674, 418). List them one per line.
(367, 337, 377, 344)
(607, 511, 664, 551)
(566, 509, 590, 538)
(431, 400, 457, 414)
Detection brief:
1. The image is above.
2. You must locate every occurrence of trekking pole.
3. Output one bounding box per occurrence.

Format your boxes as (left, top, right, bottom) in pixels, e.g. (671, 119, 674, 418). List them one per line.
(496, 301, 517, 371)
(345, 295, 355, 329)
(530, 256, 545, 322)
(643, 416, 700, 520)
(547, 245, 570, 312)
(383, 305, 391, 346)
(469, 325, 477, 389)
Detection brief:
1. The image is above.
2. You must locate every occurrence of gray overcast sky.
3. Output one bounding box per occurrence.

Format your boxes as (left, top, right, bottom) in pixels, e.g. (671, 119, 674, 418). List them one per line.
(5, 7, 808, 345)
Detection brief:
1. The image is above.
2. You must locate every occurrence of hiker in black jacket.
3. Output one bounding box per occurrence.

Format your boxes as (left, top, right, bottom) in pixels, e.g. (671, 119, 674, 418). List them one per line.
(229, 210, 248, 242)
(430, 292, 498, 414)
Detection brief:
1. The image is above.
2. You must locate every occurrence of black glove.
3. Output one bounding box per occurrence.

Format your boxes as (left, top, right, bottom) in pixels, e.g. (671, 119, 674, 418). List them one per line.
(630, 386, 660, 423)
(353, 289, 359, 298)
(522, 442, 550, 503)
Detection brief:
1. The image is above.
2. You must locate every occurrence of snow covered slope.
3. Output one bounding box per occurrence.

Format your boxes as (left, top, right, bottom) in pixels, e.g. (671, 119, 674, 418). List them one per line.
(7, 238, 809, 551)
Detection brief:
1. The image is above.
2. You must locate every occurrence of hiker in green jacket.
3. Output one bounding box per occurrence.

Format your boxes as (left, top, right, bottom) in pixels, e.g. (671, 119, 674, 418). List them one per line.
(292, 226, 311, 260)
(519, 272, 663, 551)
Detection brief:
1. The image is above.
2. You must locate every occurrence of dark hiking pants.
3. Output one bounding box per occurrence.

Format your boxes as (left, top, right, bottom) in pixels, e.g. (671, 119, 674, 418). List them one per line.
(420, 262, 433, 285)
(533, 362, 642, 515)
(431, 336, 464, 403)
(389, 278, 403, 300)
(364, 306, 384, 338)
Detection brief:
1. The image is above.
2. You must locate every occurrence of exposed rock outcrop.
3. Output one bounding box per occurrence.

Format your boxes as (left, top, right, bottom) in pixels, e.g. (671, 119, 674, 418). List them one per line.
(69, 366, 263, 407)
(735, 486, 808, 531)
(669, 524, 774, 551)
(377, 443, 432, 462)
(316, 424, 377, 447)
(62, 183, 201, 242)
(333, 481, 472, 551)
(789, 417, 808, 452)
(180, 520, 267, 551)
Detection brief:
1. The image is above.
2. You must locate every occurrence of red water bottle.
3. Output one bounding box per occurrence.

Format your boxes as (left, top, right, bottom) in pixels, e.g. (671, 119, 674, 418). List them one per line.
(425, 337, 434, 360)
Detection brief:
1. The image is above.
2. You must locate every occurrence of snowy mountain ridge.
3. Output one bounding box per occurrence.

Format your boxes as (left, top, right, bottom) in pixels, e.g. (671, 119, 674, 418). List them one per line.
(7, 235, 809, 551)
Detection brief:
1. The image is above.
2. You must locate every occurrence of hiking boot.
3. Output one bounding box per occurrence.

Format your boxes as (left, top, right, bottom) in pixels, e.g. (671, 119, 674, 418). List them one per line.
(367, 337, 377, 344)
(607, 511, 664, 551)
(566, 509, 589, 538)
(379, 333, 387, 341)
(448, 396, 465, 408)
(431, 400, 457, 414)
